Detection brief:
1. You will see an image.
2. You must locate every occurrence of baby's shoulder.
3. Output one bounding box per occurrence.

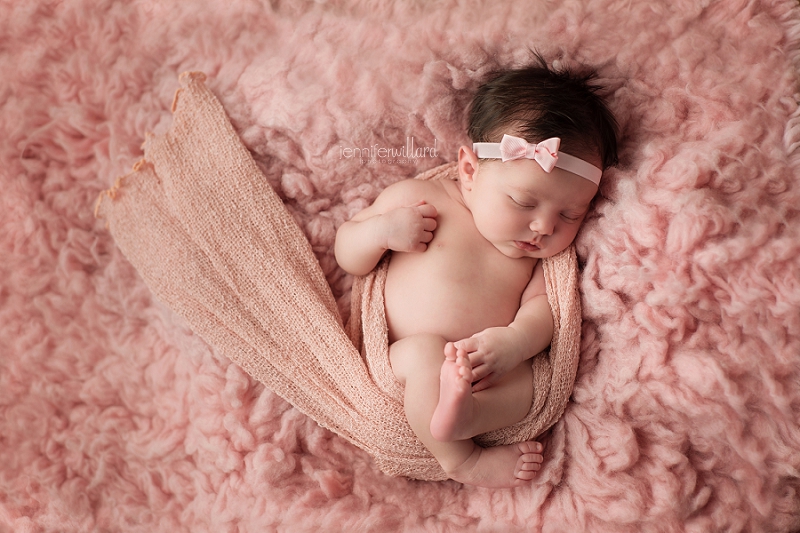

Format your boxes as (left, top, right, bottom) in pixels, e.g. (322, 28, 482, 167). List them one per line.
(375, 176, 449, 208)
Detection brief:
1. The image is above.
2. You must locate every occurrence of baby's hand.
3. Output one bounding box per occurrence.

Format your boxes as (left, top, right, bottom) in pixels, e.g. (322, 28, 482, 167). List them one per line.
(380, 201, 438, 253)
(452, 327, 528, 392)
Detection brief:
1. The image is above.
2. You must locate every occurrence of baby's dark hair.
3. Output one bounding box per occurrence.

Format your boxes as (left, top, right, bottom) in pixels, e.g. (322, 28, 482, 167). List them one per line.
(468, 54, 619, 170)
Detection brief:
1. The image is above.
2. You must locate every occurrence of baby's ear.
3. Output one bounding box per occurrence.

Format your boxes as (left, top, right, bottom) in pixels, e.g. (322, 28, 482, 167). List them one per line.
(457, 145, 479, 190)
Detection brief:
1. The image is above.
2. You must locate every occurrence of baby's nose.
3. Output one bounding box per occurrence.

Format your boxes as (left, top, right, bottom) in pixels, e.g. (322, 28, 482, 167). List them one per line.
(529, 216, 554, 236)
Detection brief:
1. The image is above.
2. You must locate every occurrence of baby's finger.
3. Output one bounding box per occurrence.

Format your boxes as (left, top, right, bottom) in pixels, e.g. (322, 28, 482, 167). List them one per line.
(472, 374, 496, 393)
(464, 349, 486, 367)
(416, 203, 438, 219)
(422, 217, 437, 232)
(470, 363, 492, 382)
(420, 230, 434, 243)
(453, 337, 479, 354)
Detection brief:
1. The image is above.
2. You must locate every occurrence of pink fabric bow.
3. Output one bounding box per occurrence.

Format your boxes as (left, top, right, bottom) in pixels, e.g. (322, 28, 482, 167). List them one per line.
(499, 134, 561, 171)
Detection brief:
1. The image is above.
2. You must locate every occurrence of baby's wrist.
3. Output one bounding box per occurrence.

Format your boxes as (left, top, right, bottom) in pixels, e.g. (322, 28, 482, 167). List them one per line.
(507, 324, 534, 363)
(372, 213, 392, 252)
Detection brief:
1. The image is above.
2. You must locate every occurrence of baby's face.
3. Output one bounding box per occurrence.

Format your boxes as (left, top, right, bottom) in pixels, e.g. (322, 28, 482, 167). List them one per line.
(463, 157, 598, 260)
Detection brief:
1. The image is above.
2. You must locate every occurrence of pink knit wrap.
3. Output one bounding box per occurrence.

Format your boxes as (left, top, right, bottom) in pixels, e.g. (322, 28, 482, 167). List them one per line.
(95, 72, 582, 481)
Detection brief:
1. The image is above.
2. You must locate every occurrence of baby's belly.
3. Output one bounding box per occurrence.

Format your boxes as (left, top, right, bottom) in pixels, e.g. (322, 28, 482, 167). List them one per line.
(384, 250, 533, 343)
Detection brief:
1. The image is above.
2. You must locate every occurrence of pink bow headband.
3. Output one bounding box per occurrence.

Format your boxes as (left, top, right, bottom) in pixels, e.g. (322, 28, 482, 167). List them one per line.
(472, 134, 603, 185)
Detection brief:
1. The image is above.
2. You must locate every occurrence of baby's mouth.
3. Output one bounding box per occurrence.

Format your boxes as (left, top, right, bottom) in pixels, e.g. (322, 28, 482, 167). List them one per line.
(514, 240, 541, 252)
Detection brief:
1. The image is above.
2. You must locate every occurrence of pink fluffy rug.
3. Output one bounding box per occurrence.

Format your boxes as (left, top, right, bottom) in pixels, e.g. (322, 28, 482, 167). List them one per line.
(2, 0, 800, 531)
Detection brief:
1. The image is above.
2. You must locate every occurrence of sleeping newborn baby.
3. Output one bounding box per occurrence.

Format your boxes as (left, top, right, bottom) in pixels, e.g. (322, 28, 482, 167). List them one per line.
(335, 57, 618, 487)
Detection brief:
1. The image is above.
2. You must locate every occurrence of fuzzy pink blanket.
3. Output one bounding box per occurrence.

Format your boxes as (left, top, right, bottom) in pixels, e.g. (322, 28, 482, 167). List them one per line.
(2, 1, 800, 531)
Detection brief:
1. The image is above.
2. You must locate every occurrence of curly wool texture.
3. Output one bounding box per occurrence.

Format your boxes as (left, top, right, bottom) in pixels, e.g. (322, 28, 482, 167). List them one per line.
(2, 0, 800, 532)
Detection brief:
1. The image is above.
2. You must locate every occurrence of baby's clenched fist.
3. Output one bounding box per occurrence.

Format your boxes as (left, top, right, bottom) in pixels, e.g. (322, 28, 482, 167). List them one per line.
(380, 201, 438, 253)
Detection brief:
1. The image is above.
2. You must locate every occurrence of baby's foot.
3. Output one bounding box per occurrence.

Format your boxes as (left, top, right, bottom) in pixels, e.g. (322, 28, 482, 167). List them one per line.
(448, 441, 544, 488)
(431, 343, 474, 442)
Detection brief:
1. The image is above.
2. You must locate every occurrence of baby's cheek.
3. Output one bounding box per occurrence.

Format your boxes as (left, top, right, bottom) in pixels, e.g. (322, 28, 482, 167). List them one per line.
(493, 213, 522, 237)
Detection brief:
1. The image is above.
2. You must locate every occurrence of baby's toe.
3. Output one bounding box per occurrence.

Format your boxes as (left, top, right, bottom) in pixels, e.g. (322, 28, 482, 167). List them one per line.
(515, 469, 538, 481)
(519, 459, 542, 471)
(443, 342, 458, 361)
(518, 441, 544, 455)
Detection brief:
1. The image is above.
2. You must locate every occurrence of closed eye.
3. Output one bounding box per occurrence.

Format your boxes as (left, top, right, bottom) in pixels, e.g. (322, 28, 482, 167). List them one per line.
(509, 196, 535, 209)
(561, 213, 584, 223)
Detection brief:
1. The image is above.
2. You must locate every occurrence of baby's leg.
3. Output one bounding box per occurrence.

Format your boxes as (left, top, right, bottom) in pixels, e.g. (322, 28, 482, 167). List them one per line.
(431, 343, 533, 442)
(389, 334, 544, 488)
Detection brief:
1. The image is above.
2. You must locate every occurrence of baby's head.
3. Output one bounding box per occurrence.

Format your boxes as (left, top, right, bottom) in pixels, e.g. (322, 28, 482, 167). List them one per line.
(467, 54, 619, 171)
(457, 56, 619, 260)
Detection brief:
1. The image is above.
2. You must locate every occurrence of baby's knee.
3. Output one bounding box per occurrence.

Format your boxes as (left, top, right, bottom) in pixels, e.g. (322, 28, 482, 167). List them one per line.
(389, 333, 448, 383)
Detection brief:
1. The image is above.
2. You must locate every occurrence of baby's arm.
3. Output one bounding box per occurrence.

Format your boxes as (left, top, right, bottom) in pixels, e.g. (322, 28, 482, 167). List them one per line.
(452, 261, 554, 392)
(334, 180, 438, 276)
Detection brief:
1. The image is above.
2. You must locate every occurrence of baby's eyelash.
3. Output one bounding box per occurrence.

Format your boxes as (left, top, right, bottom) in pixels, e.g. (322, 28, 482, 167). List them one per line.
(509, 195, 584, 220)
(510, 196, 535, 209)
